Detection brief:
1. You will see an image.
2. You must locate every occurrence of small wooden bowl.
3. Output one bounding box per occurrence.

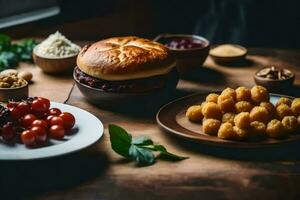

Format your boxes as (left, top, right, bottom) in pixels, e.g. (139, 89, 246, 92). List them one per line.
(209, 44, 247, 64)
(0, 83, 28, 102)
(154, 34, 210, 76)
(33, 45, 78, 74)
(254, 68, 295, 92)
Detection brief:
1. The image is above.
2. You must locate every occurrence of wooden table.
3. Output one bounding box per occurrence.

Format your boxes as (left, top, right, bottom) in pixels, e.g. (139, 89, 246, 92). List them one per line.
(1, 48, 300, 200)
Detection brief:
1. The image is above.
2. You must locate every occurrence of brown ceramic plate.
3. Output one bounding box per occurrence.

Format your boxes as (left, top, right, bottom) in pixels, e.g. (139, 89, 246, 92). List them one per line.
(156, 92, 300, 148)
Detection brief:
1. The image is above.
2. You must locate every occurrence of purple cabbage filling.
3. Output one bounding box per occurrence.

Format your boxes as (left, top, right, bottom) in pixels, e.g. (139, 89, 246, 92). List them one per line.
(165, 38, 205, 50)
(74, 67, 173, 93)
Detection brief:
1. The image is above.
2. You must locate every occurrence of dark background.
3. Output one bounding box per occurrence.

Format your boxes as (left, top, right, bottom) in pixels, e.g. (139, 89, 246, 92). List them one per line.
(1, 0, 300, 48)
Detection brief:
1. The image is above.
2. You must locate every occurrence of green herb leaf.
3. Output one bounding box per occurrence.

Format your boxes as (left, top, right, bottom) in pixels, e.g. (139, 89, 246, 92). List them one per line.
(0, 34, 11, 51)
(0, 51, 18, 69)
(132, 136, 153, 146)
(147, 145, 189, 161)
(17, 39, 37, 61)
(108, 124, 189, 167)
(0, 60, 6, 71)
(0, 34, 37, 70)
(108, 124, 132, 157)
(129, 145, 155, 166)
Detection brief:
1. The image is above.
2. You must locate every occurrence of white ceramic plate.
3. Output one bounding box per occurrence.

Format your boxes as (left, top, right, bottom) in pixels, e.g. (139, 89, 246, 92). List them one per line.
(0, 102, 104, 160)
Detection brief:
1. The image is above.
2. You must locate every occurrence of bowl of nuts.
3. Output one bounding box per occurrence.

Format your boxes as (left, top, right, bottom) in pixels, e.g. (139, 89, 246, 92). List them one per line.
(0, 73, 28, 102)
(254, 66, 295, 93)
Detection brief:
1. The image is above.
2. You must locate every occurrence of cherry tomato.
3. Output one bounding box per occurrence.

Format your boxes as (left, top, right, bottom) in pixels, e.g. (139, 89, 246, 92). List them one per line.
(38, 97, 50, 109)
(50, 116, 64, 126)
(9, 107, 21, 121)
(49, 125, 65, 139)
(21, 114, 37, 128)
(59, 112, 75, 130)
(17, 102, 31, 116)
(48, 108, 61, 116)
(7, 102, 17, 109)
(30, 126, 47, 144)
(2, 122, 14, 141)
(21, 130, 35, 146)
(31, 120, 48, 129)
(32, 111, 48, 119)
(31, 98, 49, 113)
(46, 115, 55, 125)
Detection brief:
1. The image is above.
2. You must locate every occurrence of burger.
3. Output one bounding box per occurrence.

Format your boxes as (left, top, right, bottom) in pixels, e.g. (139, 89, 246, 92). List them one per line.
(74, 36, 178, 104)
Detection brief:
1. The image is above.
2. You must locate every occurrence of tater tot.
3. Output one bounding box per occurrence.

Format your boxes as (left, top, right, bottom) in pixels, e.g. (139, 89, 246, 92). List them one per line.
(234, 112, 251, 128)
(260, 102, 276, 117)
(291, 98, 300, 115)
(250, 106, 269, 124)
(276, 104, 293, 120)
(251, 85, 270, 103)
(186, 105, 203, 122)
(202, 102, 222, 119)
(221, 88, 236, 100)
(235, 101, 253, 113)
(218, 122, 235, 139)
(222, 113, 235, 125)
(203, 119, 221, 135)
(266, 119, 287, 138)
(233, 126, 248, 140)
(218, 96, 235, 113)
(236, 86, 251, 102)
(282, 116, 298, 133)
(201, 101, 207, 108)
(249, 121, 266, 138)
(276, 97, 292, 107)
(206, 93, 219, 103)
(186, 86, 300, 142)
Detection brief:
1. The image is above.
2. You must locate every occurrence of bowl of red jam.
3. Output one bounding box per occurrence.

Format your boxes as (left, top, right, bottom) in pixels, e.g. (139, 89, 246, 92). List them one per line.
(154, 34, 210, 76)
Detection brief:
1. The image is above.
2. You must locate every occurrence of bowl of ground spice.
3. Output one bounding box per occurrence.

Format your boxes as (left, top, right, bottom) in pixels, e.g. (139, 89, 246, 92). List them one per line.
(33, 31, 81, 74)
(0, 74, 28, 101)
(209, 44, 247, 63)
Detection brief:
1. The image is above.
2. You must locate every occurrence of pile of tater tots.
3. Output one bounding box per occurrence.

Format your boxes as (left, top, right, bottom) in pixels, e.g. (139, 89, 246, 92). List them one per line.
(186, 85, 300, 141)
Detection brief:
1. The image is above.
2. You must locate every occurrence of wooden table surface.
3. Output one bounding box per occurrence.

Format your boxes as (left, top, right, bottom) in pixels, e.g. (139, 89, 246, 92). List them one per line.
(1, 48, 300, 200)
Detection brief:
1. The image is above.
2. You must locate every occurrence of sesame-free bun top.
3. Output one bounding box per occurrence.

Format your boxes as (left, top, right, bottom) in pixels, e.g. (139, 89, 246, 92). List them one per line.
(76, 36, 176, 81)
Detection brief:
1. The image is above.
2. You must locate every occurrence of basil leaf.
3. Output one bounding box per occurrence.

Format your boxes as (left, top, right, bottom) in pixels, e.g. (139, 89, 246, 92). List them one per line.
(151, 145, 188, 161)
(108, 124, 132, 157)
(108, 124, 189, 166)
(0, 34, 37, 69)
(15, 39, 37, 61)
(129, 145, 155, 166)
(0, 51, 18, 69)
(0, 34, 11, 51)
(0, 60, 6, 71)
(132, 136, 153, 146)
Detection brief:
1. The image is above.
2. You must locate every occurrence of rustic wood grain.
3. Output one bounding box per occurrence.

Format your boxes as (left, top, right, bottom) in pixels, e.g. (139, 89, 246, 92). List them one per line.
(1, 48, 300, 200)
(17, 62, 74, 103)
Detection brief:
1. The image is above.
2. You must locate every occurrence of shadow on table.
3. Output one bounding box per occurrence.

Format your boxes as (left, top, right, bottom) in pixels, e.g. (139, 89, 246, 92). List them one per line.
(166, 133, 300, 162)
(212, 58, 255, 68)
(83, 90, 192, 119)
(0, 142, 109, 200)
(180, 66, 225, 84)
